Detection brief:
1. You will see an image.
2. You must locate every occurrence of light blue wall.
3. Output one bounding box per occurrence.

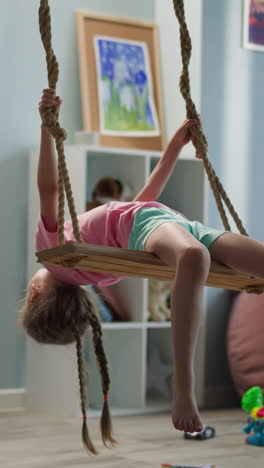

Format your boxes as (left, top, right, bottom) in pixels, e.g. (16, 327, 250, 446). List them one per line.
(201, 0, 264, 390)
(0, 0, 154, 389)
(2, 0, 263, 395)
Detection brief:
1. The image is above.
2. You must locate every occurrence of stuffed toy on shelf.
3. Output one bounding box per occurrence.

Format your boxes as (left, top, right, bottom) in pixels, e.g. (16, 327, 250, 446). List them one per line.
(86, 176, 133, 211)
(148, 279, 172, 321)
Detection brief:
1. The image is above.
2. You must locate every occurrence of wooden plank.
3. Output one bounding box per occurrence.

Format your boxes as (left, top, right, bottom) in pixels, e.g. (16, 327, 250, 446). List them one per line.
(36, 243, 264, 292)
(36, 243, 247, 274)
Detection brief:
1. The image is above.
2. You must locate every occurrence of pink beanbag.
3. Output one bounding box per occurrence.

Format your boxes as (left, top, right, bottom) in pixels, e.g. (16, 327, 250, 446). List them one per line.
(227, 292, 264, 396)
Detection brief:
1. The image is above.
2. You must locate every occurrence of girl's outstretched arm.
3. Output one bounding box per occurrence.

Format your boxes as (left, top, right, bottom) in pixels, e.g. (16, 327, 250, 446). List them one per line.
(133, 119, 199, 202)
(37, 89, 62, 231)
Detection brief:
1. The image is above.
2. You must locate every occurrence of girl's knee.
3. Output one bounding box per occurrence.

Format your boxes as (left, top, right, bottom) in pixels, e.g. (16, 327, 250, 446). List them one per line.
(178, 245, 211, 274)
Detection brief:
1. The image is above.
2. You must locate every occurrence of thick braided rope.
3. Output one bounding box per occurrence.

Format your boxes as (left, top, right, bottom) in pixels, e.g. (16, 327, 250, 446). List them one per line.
(38, 0, 83, 244)
(172, 0, 248, 236)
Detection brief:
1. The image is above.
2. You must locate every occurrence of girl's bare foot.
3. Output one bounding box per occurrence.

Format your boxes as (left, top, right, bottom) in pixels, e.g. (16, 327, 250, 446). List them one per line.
(172, 391, 203, 433)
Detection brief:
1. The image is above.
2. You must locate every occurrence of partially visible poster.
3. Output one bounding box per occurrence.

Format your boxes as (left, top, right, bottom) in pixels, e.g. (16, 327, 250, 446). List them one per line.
(94, 36, 160, 136)
(244, 0, 264, 51)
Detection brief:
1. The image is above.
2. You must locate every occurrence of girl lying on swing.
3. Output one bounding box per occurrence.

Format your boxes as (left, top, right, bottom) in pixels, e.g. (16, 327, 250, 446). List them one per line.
(20, 88, 264, 452)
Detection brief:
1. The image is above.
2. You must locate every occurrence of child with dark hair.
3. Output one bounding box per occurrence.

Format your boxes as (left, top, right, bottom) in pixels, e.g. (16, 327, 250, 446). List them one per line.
(20, 88, 264, 452)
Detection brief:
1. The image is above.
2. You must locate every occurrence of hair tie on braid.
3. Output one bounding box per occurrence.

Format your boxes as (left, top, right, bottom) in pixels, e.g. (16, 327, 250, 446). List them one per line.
(104, 395, 109, 401)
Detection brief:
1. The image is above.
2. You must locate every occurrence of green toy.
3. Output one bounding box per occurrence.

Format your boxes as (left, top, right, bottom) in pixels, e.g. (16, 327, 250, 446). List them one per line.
(241, 387, 264, 417)
(241, 386, 264, 446)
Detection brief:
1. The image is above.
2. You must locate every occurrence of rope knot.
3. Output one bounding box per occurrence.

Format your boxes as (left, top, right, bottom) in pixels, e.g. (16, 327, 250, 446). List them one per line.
(48, 126, 68, 141)
(242, 285, 264, 295)
(190, 126, 208, 160)
(41, 108, 67, 140)
(40, 106, 58, 127)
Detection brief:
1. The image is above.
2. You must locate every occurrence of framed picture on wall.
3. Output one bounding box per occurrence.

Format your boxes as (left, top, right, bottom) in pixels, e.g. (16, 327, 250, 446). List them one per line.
(243, 0, 264, 51)
(76, 11, 165, 150)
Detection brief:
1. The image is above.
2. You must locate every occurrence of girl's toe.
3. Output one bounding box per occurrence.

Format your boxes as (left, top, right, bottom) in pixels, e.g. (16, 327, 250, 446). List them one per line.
(183, 420, 189, 433)
(177, 420, 184, 431)
(188, 421, 194, 433)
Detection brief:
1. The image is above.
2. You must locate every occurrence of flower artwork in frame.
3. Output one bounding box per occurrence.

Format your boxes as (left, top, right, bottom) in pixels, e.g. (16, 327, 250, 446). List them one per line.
(76, 12, 164, 150)
(94, 36, 160, 137)
(243, 0, 264, 51)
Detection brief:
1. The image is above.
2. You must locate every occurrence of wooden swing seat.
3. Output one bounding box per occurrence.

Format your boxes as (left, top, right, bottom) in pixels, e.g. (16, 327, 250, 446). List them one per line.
(36, 243, 264, 292)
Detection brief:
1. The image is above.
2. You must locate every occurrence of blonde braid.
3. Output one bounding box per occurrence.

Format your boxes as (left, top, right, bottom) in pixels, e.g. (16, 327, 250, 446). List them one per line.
(87, 310, 116, 447)
(75, 332, 98, 455)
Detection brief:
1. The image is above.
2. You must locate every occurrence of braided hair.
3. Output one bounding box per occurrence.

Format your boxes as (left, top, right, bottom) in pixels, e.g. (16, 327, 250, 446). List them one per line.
(19, 281, 116, 454)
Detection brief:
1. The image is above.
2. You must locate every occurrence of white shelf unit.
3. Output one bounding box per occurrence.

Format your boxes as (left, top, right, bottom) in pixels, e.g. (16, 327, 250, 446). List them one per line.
(26, 144, 207, 417)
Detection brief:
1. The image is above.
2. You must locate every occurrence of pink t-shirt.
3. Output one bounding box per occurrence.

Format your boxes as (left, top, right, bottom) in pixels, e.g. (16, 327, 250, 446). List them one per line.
(35, 200, 171, 286)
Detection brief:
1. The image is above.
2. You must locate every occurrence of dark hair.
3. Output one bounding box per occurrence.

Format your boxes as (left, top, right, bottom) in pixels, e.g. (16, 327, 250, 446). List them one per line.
(19, 282, 116, 455)
(92, 177, 122, 200)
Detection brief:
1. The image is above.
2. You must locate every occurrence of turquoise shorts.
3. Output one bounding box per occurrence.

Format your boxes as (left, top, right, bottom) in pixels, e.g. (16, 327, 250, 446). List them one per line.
(128, 207, 228, 251)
